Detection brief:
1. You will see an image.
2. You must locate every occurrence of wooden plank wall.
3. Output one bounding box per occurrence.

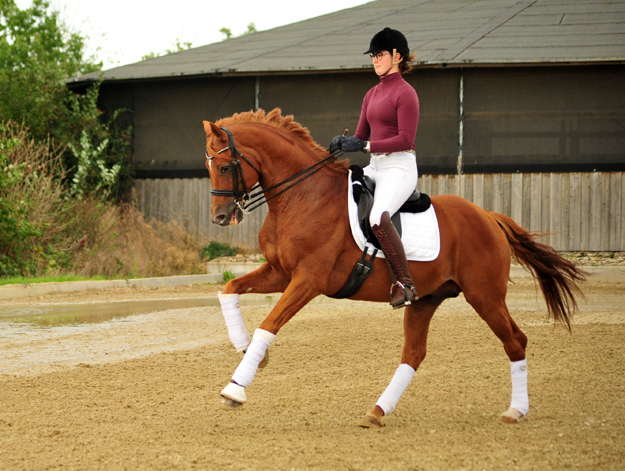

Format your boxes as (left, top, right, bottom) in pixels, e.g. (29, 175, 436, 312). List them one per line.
(134, 178, 268, 250)
(135, 172, 624, 252)
(420, 172, 624, 252)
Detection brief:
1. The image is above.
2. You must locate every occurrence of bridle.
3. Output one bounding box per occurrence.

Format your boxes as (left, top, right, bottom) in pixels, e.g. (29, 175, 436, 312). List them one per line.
(206, 127, 260, 213)
(206, 126, 343, 215)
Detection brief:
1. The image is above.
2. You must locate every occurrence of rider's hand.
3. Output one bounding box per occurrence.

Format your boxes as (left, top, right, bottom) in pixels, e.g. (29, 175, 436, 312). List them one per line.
(342, 136, 367, 153)
(327, 135, 343, 154)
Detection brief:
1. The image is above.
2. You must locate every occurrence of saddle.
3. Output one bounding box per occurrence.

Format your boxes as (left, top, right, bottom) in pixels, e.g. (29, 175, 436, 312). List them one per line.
(349, 164, 431, 250)
(329, 165, 432, 300)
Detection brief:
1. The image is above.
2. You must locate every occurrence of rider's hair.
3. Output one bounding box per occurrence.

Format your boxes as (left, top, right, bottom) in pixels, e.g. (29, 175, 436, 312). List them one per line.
(399, 52, 416, 74)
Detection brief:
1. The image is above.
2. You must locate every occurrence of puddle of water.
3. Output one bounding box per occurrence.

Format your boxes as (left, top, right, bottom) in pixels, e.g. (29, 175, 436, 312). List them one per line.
(0, 293, 284, 334)
(1, 297, 221, 327)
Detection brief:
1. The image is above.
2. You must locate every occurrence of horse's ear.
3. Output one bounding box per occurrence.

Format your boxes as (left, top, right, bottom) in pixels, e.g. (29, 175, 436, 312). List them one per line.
(203, 121, 228, 147)
(203, 120, 211, 134)
(203, 120, 221, 136)
(203, 121, 222, 139)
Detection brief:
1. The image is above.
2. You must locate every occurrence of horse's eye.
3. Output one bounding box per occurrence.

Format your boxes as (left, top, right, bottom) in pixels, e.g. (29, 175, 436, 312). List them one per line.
(219, 165, 230, 174)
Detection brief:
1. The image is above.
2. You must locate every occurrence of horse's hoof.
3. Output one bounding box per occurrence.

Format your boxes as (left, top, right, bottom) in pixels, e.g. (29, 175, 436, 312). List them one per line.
(500, 407, 524, 424)
(221, 382, 247, 403)
(259, 350, 269, 369)
(357, 412, 385, 428)
(220, 397, 244, 410)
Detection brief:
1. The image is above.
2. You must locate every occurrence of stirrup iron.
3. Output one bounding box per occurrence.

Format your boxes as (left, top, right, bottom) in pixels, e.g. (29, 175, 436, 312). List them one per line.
(390, 281, 417, 309)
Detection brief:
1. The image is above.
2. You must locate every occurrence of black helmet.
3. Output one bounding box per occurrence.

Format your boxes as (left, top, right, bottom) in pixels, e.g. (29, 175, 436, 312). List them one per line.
(364, 27, 410, 57)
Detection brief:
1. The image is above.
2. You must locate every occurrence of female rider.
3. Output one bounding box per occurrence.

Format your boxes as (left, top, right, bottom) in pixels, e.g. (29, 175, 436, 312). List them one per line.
(339, 27, 419, 309)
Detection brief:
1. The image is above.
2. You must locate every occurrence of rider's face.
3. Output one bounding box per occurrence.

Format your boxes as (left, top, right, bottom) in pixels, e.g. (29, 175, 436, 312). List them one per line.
(371, 51, 391, 76)
(371, 50, 400, 77)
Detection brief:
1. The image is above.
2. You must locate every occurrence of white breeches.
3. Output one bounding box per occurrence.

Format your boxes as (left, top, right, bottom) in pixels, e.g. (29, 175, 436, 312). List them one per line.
(363, 151, 418, 227)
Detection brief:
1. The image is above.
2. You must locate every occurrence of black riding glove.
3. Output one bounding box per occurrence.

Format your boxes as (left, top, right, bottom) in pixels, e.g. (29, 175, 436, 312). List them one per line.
(327, 135, 343, 154)
(342, 136, 367, 153)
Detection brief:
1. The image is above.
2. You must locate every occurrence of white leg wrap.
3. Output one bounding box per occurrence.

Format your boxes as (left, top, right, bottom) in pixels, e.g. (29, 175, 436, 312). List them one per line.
(509, 359, 529, 416)
(231, 329, 276, 387)
(218, 292, 250, 352)
(376, 363, 416, 416)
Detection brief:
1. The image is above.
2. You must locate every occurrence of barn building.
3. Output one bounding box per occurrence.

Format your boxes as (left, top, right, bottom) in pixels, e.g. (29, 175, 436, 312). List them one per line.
(68, 0, 625, 252)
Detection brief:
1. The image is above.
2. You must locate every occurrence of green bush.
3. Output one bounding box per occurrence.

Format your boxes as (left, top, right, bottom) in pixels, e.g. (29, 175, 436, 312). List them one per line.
(0, 0, 134, 204)
(0, 122, 69, 277)
(202, 241, 239, 260)
(61, 82, 134, 204)
(68, 130, 120, 201)
(0, 136, 39, 276)
(0, 2, 202, 280)
(0, 123, 207, 279)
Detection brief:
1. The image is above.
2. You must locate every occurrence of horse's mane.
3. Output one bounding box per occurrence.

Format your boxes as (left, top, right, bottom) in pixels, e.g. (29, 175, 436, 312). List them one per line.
(215, 108, 350, 174)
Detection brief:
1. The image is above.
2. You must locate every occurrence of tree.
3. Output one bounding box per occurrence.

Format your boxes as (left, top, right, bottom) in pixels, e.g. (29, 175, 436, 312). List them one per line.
(243, 23, 257, 36)
(142, 38, 193, 61)
(0, 0, 132, 203)
(220, 22, 257, 40)
(219, 27, 233, 40)
(0, 0, 100, 76)
(0, 0, 102, 143)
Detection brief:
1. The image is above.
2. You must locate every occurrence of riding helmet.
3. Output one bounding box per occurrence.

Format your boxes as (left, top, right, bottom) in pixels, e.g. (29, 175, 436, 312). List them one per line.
(364, 27, 410, 57)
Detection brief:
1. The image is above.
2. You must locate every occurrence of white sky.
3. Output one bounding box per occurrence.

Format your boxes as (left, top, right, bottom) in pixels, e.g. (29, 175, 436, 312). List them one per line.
(15, 0, 371, 70)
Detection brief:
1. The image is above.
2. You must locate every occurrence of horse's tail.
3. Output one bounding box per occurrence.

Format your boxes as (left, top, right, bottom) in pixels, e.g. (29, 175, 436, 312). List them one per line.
(489, 212, 588, 331)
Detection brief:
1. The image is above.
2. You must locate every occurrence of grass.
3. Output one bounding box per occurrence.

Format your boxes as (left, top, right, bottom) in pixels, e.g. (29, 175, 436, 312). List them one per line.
(0, 274, 111, 287)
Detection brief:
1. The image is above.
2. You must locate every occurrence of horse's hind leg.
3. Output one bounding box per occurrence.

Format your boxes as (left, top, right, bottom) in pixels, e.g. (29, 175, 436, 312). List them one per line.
(464, 290, 529, 424)
(501, 316, 529, 423)
(358, 285, 452, 428)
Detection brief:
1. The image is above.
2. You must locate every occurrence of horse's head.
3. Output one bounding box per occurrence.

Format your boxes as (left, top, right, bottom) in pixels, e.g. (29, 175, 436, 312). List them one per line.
(203, 120, 261, 226)
(204, 108, 350, 227)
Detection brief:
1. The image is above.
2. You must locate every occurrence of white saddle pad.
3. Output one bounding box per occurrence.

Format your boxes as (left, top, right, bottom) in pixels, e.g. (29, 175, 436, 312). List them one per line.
(347, 170, 441, 262)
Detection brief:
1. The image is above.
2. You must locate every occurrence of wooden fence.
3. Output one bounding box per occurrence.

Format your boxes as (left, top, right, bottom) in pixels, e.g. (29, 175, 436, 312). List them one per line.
(134, 178, 267, 249)
(135, 171, 624, 252)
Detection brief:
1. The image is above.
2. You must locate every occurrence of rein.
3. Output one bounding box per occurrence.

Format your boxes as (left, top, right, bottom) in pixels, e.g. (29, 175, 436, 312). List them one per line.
(207, 126, 344, 214)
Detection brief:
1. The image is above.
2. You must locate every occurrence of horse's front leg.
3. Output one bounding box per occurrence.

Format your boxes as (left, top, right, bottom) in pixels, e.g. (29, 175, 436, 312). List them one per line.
(218, 262, 289, 353)
(220, 275, 321, 409)
(222, 262, 290, 296)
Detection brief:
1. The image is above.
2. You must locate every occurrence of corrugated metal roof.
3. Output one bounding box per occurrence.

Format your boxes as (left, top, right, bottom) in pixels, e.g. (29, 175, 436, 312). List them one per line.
(68, 0, 625, 85)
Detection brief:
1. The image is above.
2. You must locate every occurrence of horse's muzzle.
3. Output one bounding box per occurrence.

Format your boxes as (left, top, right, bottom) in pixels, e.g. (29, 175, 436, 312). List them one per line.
(212, 201, 244, 226)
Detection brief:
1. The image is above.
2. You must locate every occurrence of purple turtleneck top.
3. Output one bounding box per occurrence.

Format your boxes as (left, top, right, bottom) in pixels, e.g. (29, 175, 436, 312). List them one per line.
(354, 72, 419, 154)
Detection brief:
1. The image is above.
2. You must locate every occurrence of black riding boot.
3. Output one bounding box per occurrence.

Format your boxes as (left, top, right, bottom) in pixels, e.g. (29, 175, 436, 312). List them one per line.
(372, 211, 418, 309)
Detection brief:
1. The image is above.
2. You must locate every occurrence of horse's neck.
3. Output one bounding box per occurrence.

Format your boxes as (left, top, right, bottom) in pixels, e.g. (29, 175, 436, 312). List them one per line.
(249, 131, 346, 211)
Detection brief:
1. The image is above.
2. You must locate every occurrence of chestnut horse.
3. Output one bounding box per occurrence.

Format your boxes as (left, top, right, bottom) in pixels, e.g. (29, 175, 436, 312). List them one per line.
(203, 108, 586, 427)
